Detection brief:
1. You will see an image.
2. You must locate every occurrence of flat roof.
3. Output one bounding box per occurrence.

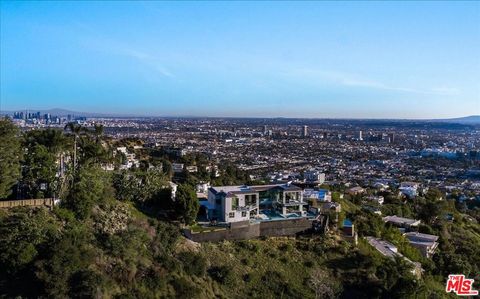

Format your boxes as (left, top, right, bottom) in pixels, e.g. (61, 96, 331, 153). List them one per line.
(404, 232, 439, 242)
(210, 183, 302, 195)
(383, 215, 420, 225)
(366, 237, 398, 258)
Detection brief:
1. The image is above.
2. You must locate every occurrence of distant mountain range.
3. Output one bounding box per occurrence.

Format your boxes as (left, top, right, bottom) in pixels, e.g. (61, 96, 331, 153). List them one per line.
(1, 108, 479, 124)
(436, 115, 480, 124)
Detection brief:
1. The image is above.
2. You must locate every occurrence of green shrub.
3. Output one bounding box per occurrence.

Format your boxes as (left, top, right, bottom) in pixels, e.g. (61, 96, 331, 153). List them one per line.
(178, 252, 207, 276)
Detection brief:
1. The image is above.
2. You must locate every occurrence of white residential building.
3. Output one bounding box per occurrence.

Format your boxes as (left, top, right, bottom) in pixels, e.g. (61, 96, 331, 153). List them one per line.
(196, 182, 211, 194)
(303, 170, 326, 184)
(207, 183, 307, 223)
(399, 182, 420, 199)
(172, 163, 184, 173)
(303, 189, 332, 202)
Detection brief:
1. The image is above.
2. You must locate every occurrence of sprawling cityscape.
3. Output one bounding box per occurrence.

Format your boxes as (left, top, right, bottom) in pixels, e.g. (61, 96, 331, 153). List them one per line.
(1, 1, 479, 298)
(8, 111, 480, 192)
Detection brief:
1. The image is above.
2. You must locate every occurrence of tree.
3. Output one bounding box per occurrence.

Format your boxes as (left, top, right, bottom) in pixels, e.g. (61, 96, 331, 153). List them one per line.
(113, 171, 138, 202)
(64, 166, 113, 219)
(24, 128, 66, 153)
(91, 124, 104, 144)
(64, 122, 84, 170)
(425, 188, 443, 201)
(419, 198, 445, 224)
(35, 224, 95, 298)
(174, 184, 199, 225)
(0, 118, 22, 199)
(22, 144, 57, 198)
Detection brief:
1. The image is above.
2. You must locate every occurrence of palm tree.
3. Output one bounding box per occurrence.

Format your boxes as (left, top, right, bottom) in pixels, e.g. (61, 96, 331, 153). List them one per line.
(92, 124, 104, 144)
(64, 122, 83, 170)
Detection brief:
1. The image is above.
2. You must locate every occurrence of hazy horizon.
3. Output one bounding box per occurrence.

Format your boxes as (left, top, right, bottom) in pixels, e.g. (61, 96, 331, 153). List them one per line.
(2, 107, 480, 121)
(1, 2, 479, 118)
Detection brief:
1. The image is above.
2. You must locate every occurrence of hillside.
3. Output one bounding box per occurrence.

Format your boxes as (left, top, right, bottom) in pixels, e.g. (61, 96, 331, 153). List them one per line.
(0, 203, 452, 299)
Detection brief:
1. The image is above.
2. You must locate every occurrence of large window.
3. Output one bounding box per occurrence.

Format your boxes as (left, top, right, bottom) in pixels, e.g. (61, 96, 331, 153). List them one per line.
(285, 192, 300, 203)
(231, 197, 239, 209)
(245, 194, 257, 206)
(285, 192, 294, 202)
(260, 189, 280, 202)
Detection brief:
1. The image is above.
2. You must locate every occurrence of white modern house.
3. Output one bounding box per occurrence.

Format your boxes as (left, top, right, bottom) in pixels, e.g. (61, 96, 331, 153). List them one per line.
(399, 182, 420, 199)
(207, 183, 307, 223)
(303, 189, 332, 202)
(303, 170, 326, 184)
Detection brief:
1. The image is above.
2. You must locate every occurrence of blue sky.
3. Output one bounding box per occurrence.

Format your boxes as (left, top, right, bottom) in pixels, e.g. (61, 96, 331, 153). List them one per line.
(1, 1, 479, 118)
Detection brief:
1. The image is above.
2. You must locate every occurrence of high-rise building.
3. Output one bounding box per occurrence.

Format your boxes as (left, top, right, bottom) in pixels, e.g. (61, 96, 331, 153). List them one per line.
(356, 130, 363, 141)
(302, 125, 308, 137)
(388, 133, 395, 143)
(263, 125, 268, 135)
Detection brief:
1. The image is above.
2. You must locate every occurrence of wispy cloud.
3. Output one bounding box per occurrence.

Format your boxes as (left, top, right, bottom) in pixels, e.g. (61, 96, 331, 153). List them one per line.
(283, 68, 459, 96)
(119, 48, 174, 78)
(79, 37, 174, 78)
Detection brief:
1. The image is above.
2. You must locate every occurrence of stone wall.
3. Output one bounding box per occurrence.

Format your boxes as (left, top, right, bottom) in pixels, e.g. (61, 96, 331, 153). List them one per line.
(184, 218, 312, 242)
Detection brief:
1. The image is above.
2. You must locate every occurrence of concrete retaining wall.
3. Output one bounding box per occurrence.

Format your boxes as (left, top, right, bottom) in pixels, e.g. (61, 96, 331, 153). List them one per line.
(184, 218, 312, 242)
(259, 218, 312, 237)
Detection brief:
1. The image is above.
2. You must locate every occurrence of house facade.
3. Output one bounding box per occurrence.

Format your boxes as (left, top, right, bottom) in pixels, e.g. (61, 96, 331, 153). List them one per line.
(404, 232, 439, 258)
(207, 183, 306, 223)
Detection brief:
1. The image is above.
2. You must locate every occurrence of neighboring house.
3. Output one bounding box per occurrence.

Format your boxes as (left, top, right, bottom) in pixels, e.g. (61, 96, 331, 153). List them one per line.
(404, 232, 439, 258)
(343, 219, 355, 237)
(116, 147, 139, 170)
(373, 182, 389, 191)
(303, 189, 332, 202)
(366, 195, 384, 205)
(343, 219, 357, 244)
(169, 182, 178, 200)
(117, 147, 128, 154)
(207, 183, 306, 223)
(172, 163, 184, 173)
(366, 237, 423, 278)
(206, 165, 220, 177)
(321, 202, 341, 213)
(383, 215, 421, 228)
(399, 182, 420, 199)
(303, 170, 326, 184)
(186, 166, 198, 173)
(102, 164, 115, 171)
(196, 182, 211, 194)
(347, 186, 365, 195)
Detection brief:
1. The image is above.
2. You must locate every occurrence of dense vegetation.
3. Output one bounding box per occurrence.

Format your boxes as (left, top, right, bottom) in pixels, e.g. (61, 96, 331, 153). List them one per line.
(0, 117, 479, 298)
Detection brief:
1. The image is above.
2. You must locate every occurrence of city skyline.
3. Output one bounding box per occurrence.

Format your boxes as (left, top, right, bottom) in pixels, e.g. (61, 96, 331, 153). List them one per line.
(1, 1, 479, 118)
